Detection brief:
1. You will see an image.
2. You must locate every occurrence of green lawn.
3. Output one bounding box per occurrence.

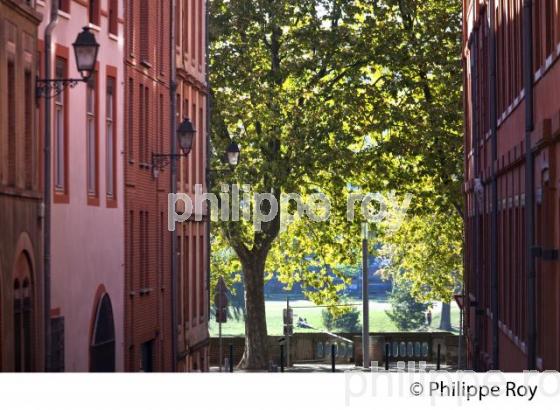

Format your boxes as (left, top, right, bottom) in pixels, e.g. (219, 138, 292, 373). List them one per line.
(209, 300, 461, 336)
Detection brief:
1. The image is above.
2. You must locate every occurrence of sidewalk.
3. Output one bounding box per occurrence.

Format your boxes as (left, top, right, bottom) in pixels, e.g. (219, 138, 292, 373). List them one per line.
(210, 362, 455, 373)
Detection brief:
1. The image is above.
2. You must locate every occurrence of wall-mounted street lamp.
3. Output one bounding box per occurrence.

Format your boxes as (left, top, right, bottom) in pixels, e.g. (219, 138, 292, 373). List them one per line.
(36, 27, 100, 99)
(152, 118, 197, 178)
(210, 140, 241, 176)
(225, 141, 240, 167)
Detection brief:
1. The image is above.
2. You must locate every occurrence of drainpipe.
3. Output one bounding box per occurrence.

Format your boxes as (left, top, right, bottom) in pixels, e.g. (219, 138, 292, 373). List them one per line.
(170, 0, 178, 372)
(205, 0, 212, 329)
(469, 30, 480, 372)
(522, 0, 536, 371)
(488, 0, 500, 369)
(43, 0, 59, 373)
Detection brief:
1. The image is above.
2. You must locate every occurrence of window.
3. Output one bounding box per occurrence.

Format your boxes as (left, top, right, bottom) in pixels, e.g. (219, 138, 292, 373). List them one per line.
(90, 294, 116, 372)
(158, 0, 165, 73)
(144, 86, 150, 164)
(533, 0, 542, 71)
(58, 0, 70, 13)
(159, 93, 164, 154)
(199, 234, 204, 317)
(141, 340, 154, 372)
(109, 0, 118, 35)
(176, 0, 181, 48)
(139, 0, 150, 62)
(191, 103, 196, 185)
(127, 78, 134, 161)
(184, 98, 189, 185)
(139, 84, 144, 163)
(138, 84, 149, 164)
(545, 0, 554, 57)
(13, 252, 34, 372)
(14, 279, 32, 372)
(128, 211, 134, 293)
(139, 211, 149, 288)
(160, 212, 164, 289)
(144, 211, 149, 287)
(7, 60, 16, 187)
(89, 0, 100, 26)
(24, 71, 34, 190)
(191, 0, 196, 63)
(193, 234, 197, 321)
(87, 75, 98, 198)
(127, 0, 135, 55)
(55, 57, 67, 192)
(106, 77, 116, 200)
(199, 106, 204, 182)
(139, 211, 144, 286)
(183, 1, 189, 54)
(198, 0, 203, 65)
(183, 235, 190, 323)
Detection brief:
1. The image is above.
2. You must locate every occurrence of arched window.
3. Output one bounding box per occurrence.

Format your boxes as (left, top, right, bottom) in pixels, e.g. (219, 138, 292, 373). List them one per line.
(90, 293, 116, 372)
(13, 252, 34, 372)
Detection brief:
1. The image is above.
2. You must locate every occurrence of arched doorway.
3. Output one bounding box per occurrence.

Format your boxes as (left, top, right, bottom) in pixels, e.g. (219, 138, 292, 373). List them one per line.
(89, 293, 116, 372)
(13, 252, 34, 372)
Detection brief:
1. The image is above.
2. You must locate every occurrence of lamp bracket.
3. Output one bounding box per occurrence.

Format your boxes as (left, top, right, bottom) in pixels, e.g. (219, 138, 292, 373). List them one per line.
(151, 152, 190, 175)
(36, 77, 85, 100)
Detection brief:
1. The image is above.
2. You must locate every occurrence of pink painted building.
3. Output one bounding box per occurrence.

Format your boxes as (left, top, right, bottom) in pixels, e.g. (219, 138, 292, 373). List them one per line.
(37, 0, 124, 371)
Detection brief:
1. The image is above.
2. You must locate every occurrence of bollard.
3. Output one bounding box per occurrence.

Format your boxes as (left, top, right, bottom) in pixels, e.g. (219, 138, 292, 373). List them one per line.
(385, 343, 390, 371)
(229, 344, 234, 373)
(436, 344, 441, 370)
(331, 344, 336, 373)
(280, 344, 285, 373)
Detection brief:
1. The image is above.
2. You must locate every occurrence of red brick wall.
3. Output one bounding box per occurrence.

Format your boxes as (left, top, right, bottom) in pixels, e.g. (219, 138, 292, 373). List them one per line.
(124, 0, 209, 372)
(176, 0, 210, 372)
(124, 0, 173, 372)
(463, 0, 560, 371)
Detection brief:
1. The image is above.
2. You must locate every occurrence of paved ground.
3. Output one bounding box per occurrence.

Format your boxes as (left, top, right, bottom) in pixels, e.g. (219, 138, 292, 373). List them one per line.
(210, 362, 455, 373)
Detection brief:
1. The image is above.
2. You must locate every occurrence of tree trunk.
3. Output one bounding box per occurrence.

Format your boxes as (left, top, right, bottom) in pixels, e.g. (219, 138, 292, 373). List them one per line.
(238, 254, 269, 370)
(439, 302, 452, 331)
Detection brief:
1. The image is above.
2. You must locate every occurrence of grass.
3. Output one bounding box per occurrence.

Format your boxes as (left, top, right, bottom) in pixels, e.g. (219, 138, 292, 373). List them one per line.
(209, 299, 461, 336)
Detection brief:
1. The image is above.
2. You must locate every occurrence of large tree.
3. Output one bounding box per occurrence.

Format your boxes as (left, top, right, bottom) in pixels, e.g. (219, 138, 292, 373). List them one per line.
(209, 0, 463, 369)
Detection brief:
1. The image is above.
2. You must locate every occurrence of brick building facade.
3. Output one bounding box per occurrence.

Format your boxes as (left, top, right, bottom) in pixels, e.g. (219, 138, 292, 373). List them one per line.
(0, 0, 43, 372)
(0, 0, 209, 372)
(463, 0, 560, 371)
(124, 0, 173, 372)
(175, 0, 210, 372)
(124, 0, 209, 372)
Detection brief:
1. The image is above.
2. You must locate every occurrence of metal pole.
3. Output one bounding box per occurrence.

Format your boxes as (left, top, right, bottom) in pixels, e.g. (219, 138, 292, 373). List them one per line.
(229, 344, 234, 372)
(437, 344, 441, 370)
(331, 344, 336, 373)
(488, 0, 500, 370)
(523, 0, 536, 371)
(458, 306, 464, 370)
(205, 0, 212, 327)
(469, 28, 481, 373)
(280, 344, 285, 373)
(219, 322, 223, 372)
(362, 225, 370, 369)
(286, 297, 290, 368)
(385, 343, 390, 371)
(43, 0, 59, 372)
(170, 0, 179, 372)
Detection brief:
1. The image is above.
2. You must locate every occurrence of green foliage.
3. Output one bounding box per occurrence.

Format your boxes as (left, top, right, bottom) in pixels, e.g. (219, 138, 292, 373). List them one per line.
(322, 307, 361, 333)
(386, 281, 429, 331)
(208, 0, 464, 352)
(378, 203, 463, 303)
